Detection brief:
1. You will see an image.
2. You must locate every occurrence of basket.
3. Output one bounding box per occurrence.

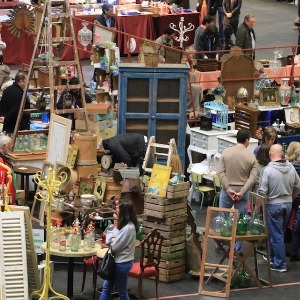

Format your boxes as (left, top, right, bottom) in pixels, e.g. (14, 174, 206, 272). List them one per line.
(144, 53, 159, 67)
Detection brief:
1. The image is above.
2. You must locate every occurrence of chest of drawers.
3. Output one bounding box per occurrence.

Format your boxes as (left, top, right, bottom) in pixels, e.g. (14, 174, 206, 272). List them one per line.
(217, 135, 258, 155)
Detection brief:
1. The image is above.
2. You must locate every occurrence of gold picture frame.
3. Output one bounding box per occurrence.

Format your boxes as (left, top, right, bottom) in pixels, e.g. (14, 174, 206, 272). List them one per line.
(259, 87, 280, 106)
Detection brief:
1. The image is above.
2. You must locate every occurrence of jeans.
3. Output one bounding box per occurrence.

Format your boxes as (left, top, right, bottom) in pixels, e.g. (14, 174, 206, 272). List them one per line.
(267, 202, 292, 268)
(100, 261, 133, 300)
(219, 188, 248, 251)
(217, 6, 225, 43)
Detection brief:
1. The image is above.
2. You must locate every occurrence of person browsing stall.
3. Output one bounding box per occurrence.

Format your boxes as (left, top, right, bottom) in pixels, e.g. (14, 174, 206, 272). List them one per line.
(97, 4, 115, 28)
(156, 27, 176, 63)
(99, 199, 138, 300)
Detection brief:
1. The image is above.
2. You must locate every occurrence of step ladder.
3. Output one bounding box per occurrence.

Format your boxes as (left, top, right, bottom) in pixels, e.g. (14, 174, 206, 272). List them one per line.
(199, 207, 238, 298)
(12, 0, 90, 150)
(142, 136, 180, 173)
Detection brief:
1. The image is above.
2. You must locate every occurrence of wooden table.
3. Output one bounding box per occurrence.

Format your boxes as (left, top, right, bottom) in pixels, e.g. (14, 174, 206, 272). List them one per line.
(13, 165, 41, 205)
(41, 241, 102, 299)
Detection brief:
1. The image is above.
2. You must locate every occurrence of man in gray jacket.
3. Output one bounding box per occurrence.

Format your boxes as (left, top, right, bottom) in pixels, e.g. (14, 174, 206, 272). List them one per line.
(259, 144, 300, 272)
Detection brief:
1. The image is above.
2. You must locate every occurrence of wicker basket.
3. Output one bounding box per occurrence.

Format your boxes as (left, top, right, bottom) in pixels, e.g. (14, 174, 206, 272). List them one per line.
(144, 53, 159, 67)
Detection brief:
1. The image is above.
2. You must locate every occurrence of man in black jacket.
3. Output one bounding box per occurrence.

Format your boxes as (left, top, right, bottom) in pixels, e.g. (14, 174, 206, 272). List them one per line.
(96, 4, 115, 28)
(0, 72, 30, 134)
(102, 133, 147, 170)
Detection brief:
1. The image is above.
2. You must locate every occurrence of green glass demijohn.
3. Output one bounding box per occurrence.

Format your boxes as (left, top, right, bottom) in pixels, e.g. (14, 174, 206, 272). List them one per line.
(236, 212, 248, 235)
(220, 213, 232, 237)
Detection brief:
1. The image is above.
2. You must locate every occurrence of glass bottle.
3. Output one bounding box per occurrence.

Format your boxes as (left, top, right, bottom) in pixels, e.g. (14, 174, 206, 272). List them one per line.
(236, 212, 248, 235)
(84, 232, 92, 251)
(213, 215, 225, 233)
(249, 213, 265, 235)
(90, 229, 95, 248)
(220, 213, 232, 237)
(71, 233, 80, 252)
(136, 222, 143, 241)
(51, 228, 59, 249)
(59, 234, 67, 251)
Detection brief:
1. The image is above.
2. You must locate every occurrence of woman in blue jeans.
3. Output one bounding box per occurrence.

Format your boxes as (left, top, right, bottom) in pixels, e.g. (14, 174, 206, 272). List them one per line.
(100, 199, 138, 300)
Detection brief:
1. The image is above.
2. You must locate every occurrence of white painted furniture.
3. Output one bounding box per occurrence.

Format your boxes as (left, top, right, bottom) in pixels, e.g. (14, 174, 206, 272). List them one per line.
(187, 128, 229, 171)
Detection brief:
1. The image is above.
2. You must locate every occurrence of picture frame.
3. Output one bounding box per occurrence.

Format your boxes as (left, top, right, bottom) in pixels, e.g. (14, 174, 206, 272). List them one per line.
(93, 20, 116, 46)
(46, 114, 72, 165)
(259, 87, 280, 106)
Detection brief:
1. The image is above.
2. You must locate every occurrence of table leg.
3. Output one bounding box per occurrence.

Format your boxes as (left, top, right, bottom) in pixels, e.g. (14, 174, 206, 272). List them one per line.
(25, 175, 30, 205)
(68, 257, 74, 298)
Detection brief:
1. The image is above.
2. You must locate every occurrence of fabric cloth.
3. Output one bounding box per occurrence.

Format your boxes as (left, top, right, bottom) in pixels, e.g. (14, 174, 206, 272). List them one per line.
(102, 133, 147, 168)
(235, 22, 256, 58)
(0, 64, 10, 89)
(156, 34, 174, 59)
(105, 223, 136, 263)
(217, 144, 258, 197)
(267, 202, 292, 268)
(0, 153, 15, 205)
(100, 260, 133, 300)
(197, 29, 221, 59)
(258, 160, 300, 205)
(97, 14, 116, 28)
(0, 82, 30, 134)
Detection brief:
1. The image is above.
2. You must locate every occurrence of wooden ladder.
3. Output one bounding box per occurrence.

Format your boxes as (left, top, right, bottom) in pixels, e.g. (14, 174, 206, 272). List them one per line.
(142, 136, 178, 173)
(12, 0, 90, 150)
(199, 207, 238, 298)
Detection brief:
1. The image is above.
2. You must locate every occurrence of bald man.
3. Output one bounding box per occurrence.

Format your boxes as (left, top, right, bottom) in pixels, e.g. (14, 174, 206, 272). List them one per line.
(259, 144, 300, 272)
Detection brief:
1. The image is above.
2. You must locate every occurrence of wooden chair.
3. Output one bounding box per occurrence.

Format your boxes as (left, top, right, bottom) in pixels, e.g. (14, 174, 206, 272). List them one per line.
(212, 175, 222, 207)
(190, 172, 215, 209)
(128, 229, 164, 300)
(81, 255, 99, 300)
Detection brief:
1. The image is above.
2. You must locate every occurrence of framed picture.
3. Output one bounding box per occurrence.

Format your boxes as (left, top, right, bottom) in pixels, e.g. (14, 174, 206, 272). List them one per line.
(93, 20, 116, 46)
(46, 114, 72, 165)
(259, 87, 280, 106)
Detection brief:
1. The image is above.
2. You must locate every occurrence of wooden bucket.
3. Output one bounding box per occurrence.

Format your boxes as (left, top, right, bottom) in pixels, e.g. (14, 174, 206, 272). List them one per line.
(74, 133, 98, 165)
(75, 163, 98, 178)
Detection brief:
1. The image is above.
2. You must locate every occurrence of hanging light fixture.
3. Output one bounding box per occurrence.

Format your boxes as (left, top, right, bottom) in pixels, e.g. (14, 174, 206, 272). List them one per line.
(78, 22, 93, 51)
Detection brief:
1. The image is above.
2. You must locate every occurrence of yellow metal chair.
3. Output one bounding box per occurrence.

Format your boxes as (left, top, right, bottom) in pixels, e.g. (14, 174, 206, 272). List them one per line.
(212, 175, 222, 207)
(190, 172, 214, 209)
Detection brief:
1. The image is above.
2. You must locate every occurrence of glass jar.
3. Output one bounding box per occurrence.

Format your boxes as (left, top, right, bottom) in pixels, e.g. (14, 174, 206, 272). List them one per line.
(249, 213, 265, 235)
(59, 234, 66, 251)
(84, 232, 92, 251)
(220, 213, 232, 237)
(213, 215, 225, 233)
(71, 233, 80, 252)
(236, 212, 248, 235)
(51, 230, 59, 249)
(279, 78, 291, 106)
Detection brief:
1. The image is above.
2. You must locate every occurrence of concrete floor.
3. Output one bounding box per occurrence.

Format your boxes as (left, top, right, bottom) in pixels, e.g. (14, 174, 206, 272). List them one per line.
(23, 0, 300, 299)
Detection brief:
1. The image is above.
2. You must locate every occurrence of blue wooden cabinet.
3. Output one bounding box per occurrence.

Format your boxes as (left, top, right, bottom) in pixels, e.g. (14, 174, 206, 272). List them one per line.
(118, 63, 189, 168)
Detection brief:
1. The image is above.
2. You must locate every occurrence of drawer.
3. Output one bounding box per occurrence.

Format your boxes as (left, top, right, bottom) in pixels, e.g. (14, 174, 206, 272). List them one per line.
(218, 139, 235, 149)
(190, 135, 218, 150)
(190, 138, 209, 150)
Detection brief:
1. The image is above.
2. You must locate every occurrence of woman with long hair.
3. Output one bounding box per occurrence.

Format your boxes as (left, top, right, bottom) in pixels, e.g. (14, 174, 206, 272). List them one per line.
(99, 199, 138, 300)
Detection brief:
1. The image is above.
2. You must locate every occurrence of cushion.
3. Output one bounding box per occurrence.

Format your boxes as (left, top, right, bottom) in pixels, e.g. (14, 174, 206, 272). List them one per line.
(128, 262, 157, 278)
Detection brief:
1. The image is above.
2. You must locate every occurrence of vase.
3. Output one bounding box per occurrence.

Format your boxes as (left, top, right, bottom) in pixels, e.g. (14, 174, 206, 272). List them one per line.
(279, 78, 291, 106)
(249, 213, 265, 235)
(220, 213, 232, 237)
(236, 212, 248, 235)
(213, 215, 225, 233)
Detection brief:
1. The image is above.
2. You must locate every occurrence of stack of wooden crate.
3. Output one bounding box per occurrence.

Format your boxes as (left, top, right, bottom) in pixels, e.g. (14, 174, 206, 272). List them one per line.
(143, 181, 190, 282)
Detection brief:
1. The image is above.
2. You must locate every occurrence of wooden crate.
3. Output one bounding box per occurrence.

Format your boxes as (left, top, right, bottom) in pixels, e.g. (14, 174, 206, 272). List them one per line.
(143, 220, 186, 233)
(161, 242, 185, 254)
(144, 214, 187, 225)
(159, 272, 185, 283)
(144, 194, 186, 205)
(160, 249, 185, 261)
(143, 205, 187, 219)
(143, 226, 185, 239)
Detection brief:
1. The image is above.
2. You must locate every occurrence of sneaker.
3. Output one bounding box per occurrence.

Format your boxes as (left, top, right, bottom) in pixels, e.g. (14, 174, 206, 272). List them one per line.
(271, 265, 287, 272)
(263, 255, 274, 266)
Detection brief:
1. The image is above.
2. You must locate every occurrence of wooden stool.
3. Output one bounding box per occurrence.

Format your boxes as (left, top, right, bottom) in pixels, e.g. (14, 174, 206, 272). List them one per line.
(13, 165, 41, 205)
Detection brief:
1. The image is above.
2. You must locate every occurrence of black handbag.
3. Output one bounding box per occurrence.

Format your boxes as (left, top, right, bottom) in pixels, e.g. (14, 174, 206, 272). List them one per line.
(97, 247, 115, 281)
